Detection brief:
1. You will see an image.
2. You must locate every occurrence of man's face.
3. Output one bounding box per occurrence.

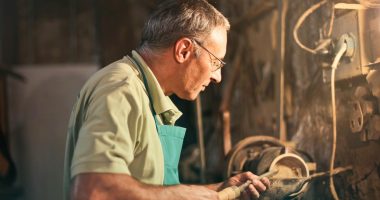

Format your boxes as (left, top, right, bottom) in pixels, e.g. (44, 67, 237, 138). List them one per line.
(176, 27, 227, 100)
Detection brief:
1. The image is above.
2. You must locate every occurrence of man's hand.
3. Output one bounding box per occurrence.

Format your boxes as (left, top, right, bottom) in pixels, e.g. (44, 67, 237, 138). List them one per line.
(219, 171, 270, 200)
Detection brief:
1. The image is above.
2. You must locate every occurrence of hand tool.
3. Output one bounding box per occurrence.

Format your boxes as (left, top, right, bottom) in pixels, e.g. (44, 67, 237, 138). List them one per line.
(286, 166, 352, 198)
(217, 170, 279, 200)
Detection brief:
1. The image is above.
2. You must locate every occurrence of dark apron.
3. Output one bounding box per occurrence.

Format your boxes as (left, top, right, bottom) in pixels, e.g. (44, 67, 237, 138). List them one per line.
(130, 56, 186, 185)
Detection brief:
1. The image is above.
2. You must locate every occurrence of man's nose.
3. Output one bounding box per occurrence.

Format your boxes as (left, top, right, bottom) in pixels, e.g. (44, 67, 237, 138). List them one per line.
(211, 69, 222, 83)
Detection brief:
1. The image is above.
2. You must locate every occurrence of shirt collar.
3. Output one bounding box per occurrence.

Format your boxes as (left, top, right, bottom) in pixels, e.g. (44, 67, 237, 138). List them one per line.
(130, 50, 182, 125)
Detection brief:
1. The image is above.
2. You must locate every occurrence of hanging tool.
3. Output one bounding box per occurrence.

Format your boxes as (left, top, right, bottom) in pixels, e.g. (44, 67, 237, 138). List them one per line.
(218, 170, 279, 200)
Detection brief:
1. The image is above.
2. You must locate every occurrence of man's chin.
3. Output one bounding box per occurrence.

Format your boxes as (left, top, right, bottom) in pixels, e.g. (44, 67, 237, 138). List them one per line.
(186, 94, 199, 101)
(178, 92, 200, 101)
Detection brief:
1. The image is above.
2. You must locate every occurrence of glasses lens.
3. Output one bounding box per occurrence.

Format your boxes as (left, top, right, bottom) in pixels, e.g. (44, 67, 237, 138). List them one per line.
(193, 39, 225, 71)
(211, 59, 221, 71)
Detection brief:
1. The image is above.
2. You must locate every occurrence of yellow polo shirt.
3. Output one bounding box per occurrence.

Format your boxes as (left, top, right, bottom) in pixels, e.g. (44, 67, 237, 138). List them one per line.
(63, 51, 182, 199)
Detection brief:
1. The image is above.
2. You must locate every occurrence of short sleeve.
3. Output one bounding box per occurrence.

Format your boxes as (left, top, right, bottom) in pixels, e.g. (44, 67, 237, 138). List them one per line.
(70, 83, 142, 178)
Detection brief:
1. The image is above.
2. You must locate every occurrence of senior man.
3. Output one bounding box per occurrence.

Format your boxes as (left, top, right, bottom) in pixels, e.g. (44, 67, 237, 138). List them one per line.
(64, 0, 269, 199)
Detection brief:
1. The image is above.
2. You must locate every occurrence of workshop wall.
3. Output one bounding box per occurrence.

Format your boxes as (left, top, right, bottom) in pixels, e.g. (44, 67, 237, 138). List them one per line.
(207, 0, 380, 199)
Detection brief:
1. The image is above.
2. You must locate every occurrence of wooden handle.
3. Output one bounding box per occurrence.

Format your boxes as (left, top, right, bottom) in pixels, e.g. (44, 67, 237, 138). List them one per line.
(218, 186, 240, 200)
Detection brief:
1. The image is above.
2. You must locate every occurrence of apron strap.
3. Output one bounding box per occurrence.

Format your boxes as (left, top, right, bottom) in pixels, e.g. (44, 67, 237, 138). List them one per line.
(129, 56, 161, 128)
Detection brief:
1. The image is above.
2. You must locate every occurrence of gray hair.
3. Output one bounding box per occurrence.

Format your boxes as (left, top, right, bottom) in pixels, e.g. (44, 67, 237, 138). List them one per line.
(138, 0, 230, 52)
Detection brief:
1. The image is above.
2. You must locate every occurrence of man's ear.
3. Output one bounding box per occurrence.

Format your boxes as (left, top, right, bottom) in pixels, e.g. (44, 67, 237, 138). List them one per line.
(174, 38, 193, 63)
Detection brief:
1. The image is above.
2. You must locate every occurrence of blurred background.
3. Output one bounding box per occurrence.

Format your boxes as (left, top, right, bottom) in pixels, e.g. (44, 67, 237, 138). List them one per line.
(1, 0, 380, 199)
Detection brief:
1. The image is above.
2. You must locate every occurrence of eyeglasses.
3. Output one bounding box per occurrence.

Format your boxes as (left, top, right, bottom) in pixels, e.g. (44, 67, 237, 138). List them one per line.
(193, 40, 226, 72)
